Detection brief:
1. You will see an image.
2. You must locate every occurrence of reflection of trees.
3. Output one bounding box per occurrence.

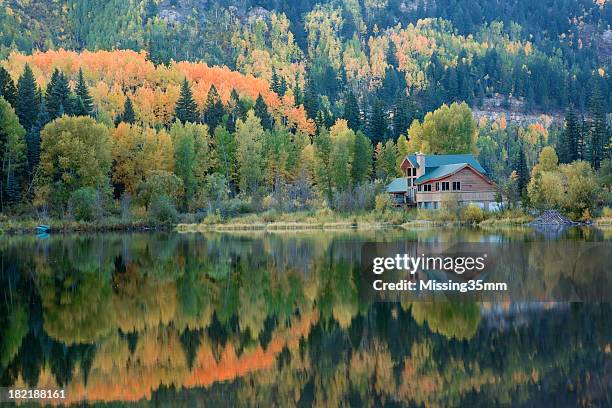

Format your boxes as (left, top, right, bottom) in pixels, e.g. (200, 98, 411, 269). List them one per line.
(0, 230, 609, 407)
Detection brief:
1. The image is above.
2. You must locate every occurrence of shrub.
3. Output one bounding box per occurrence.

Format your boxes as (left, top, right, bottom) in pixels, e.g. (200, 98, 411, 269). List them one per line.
(461, 204, 485, 224)
(149, 195, 178, 223)
(375, 193, 394, 213)
(601, 207, 612, 217)
(68, 187, 100, 221)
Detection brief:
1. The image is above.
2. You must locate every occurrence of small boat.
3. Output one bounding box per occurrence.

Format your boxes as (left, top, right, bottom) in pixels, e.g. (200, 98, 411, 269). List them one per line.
(36, 224, 51, 233)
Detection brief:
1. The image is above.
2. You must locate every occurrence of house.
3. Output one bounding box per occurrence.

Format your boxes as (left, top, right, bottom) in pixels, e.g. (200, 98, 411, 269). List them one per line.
(387, 152, 502, 210)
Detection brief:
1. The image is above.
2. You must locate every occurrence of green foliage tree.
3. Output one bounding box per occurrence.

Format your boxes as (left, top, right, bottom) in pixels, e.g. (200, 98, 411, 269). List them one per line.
(235, 110, 265, 195)
(0, 66, 17, 107)
(174, 78, 199, 124)
(586, 88, 609, 169)
(213, 125, 236, 190)
(314, 127, 333, 203)
(375, 139, 397, 181)
(0, 98, 26, 209)
(15, 64, 38, 131)
(46, 69, 72, 120)
(407, 102, 477, 154)
(35, 116, 111, 212)
(254, 94, 273, 131)
(74, 68, 94, 116)
(136, 170, 184, 210)
(343, 90, 360, 131)
(558, 106, 581, 164)
(202, 85, 225, 134)
(352, 131, 373, 185)
(116, 96, 136, 125)
(367, 99, 388, 145)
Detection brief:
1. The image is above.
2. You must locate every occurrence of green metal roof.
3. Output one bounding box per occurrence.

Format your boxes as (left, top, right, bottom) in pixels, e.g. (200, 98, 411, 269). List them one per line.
(415, 163, 467, 184)
(386, 177, 408, 193)
(406, 154, 486, 174)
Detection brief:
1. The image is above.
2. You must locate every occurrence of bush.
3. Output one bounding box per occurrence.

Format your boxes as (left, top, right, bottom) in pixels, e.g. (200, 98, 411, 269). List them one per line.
(68, 187, 100, 221)
(461, 204, 485, 224)
(374, 193, 394, 213)
(149, 195, 178, 223)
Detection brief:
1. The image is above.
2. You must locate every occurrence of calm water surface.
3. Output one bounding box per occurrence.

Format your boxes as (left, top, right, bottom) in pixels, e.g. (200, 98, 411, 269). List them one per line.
(0, 227, 610, 407)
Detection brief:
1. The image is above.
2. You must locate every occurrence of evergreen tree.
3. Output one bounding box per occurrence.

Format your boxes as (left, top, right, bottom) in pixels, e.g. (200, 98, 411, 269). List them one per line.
(0, 66, 17, 107)
(367, 99, 388, 145)
(278, 76, 288, 97)
(74, 68, 94, 116)
(174, 78, 199, 123)
(270, 67, 281, 94)
(303, 79, 319, 120)
(254, 94, 273, 130)
(116, 96, 136, 125)
(26, 100, 48, 176)
(202, 85, 224, 134)
(351, 131, 373, 185)
(516, 142, 528, 194)
(226, 89, 246, 133)
(343, 91, 360, 131)
(15, 64, 39, 132)
(558, 105, 580, 164)
(46, 69, 72, 120)
(587, 87, 609, 169)
(0, 98, 27, 210)
(293, 75, 303, 106)
(393, 92, 414, 138)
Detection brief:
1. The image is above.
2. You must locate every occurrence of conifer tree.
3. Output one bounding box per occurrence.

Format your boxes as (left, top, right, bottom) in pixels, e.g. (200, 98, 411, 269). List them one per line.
(254, 94, 273, 130)
(226, 88, 246, 133)
(516, 142, 528, 194)
(26, 100, 48, 176)
(393, 93, 414, 138)
(351, 131, 373, 185)
(293, 75, 303, 106)
(46, 69, 72, 120)
(74, 68, 94, 116)
(202, 85, 224, 134)
(303, 79, 319, 120)
(270, 67, 281, 94)
(174, 78, 199, 123)
(343, 91, 360, 131)
(0, 98, 26, 210)
(278, 76, 288, 97)
(122, 96, 136, 124)
(587, 87, 609, 169)
(367, 99, 388, 144)
(558, 105, 580, 164)
(0, 67, 17, 107)
(16, 64, 39, 132)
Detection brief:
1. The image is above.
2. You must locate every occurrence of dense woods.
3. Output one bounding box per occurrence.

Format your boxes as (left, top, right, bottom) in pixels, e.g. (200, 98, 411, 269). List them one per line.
(0, 1, 610, 222)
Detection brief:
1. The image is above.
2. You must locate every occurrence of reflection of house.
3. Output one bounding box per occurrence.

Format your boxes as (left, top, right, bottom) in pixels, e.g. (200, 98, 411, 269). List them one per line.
(387, 153, 501, 210)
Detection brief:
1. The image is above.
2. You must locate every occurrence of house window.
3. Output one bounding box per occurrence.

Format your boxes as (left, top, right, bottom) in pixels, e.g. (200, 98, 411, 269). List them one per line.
(423, 184, 432, 192)
(417, 185, 422, 192)
(442, 182, 450, 191)
(452, 181, 461, 191)
(435, 182, 439, 191)
(412, 168, 417, 176)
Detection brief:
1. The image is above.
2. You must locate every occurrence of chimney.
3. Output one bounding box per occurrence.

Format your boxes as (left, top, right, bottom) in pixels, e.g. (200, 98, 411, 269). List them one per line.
(415, 152, 425, 178)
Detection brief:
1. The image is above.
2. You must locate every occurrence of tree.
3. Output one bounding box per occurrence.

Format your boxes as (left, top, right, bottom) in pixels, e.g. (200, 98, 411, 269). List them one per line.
(74, 68, 94, 116)
(393, 93, 414, 138)
(170, 122, 211, 210)
(25, 100, 49, 177)
(586, 87, 609, 169)
(375, 139, 397, 181)
(174, 78, 199, 124)
(558, 105, 580, 164)
(515, 142, 529, 195)
(367, 99, 388, 145)
(46, 69, 72, 120)
(116, 96, 136, 125)
(329, 120, 355, 192)
(352, 131, 373, 185)
(313, 126, 333, 203)
(136, 170, 184, 210)
(0, 98, 27, 209)
(226, 89, 246, 133)
(0, 66, 17, 107)
(15, 64, 39, 131)
(202, 85, 224, 134)
(254, 94, 273, 131)
(213, 126, 236, 190)
(235, 110, 265, 194)
(343, 91, 361, 131)
(35, 116, 112, 212)
(406, 102, 477, 154)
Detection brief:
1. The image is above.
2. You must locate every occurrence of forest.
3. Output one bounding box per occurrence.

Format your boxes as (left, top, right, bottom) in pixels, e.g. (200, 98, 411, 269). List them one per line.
(0, 0, 610, 224)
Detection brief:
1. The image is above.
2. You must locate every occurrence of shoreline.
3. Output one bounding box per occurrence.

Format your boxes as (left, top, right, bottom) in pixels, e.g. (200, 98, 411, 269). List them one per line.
(2, 215, 611, 236)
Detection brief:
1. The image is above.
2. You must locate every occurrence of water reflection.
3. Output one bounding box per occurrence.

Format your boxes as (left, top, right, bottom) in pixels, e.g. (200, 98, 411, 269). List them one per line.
(0, 228, 610, 406)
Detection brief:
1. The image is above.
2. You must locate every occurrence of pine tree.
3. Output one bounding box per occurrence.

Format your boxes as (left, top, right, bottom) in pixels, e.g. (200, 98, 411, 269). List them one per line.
(74, 68, 94, 116)
(270, 67, 281, 94)
(343, 91, 361, 131)
(254, 94, 273, 130)
(202, 85, 225, 134)
(26, 100, 48, 175)
(303, 79, 319, 120)
(15, 64, 39, 132)
(46, 69, 72, 120)
(393, 92, 414, 138)
(587, 87, 609, 169)
(226, 88, 245, 133)
(0, 66, 17, 107)
(293, 75, 303, 106)
(119, 96, 136, 125)
(367, 99, 388, 145)
(278, 76, 288, 97)
(516, 142, 528, 195)
(174, 78, 199, 123)
(558, 105, 580, 164)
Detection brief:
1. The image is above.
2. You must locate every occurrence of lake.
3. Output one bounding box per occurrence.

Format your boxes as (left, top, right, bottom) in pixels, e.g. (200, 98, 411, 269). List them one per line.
(0, 227, 610, 406)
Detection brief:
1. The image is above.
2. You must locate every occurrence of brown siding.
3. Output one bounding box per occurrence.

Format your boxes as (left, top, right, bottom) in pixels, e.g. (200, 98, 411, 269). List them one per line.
(416, 167, 498, 205)
(444, 167, 494, 192)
